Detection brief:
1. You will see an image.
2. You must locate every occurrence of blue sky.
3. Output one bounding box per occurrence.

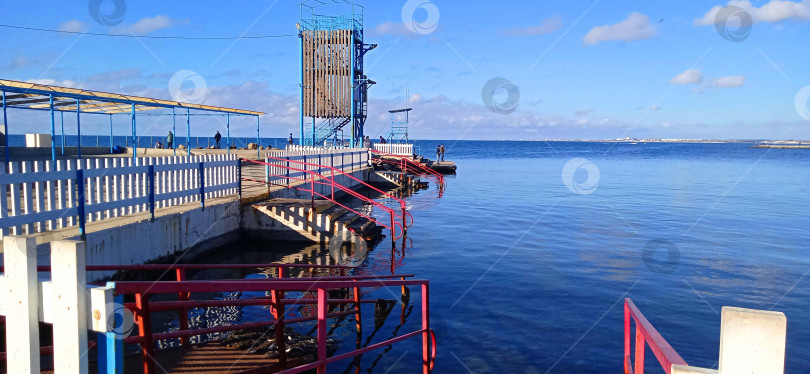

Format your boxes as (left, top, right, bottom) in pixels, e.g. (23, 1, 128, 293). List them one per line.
(3, 0, 810, 140)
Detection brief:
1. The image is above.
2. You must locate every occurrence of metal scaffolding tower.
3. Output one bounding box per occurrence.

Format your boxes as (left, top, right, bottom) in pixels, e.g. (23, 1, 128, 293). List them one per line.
(298, 1, 376, 148)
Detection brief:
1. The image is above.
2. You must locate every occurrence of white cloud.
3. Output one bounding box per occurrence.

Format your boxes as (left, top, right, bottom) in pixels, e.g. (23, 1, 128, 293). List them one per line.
(502, 15, 563, 36)
(58, 20, 87, 33)
(583, 12, 657, 45)
(112, 15, 176, 35)
(650, 105, 662, 111)
(409, 93, 423, 104)
(26, 78, 84, 89)
(695, 0, 810, 25)
(670, 69, 703, 84)
(710, 75, 746, 87)
(368, 21, 414, 37)
(574, 108, 594, 116)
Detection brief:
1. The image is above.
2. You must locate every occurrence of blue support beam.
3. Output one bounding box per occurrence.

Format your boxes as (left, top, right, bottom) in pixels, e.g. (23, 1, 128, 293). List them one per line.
(49, 95, 56, 161)
(60, 111, 65, 155)
(172, 108, 177, 156)
(130, 103, 136, 159)
(226, 113, 230, 155)
(186, 108, 190, 156)
(350, 32, 356, 148)
(76, 99, 82, 159)
(299, 29, 305, 146)
(3, 91, 9, 163)
(256, 115, 261, 159)
(109, 114, 113, 154)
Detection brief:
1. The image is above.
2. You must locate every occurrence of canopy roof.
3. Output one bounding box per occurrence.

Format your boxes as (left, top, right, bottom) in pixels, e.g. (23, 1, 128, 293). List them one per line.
(0, 79, 263, 116)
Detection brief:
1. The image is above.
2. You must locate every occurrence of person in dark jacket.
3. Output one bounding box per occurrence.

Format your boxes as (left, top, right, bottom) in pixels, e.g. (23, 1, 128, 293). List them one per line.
(214, 131, 222, 149)
(166, 131, 174, 149)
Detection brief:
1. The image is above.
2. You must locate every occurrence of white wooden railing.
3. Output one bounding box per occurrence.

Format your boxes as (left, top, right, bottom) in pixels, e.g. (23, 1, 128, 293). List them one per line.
(372, 143, 413, 156)
(265, 147, 370, 186)
(0, 154, 240, 238)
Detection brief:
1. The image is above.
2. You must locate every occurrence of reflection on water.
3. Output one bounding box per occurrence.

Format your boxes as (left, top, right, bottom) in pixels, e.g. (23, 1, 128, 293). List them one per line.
(115, 141, 810, 373)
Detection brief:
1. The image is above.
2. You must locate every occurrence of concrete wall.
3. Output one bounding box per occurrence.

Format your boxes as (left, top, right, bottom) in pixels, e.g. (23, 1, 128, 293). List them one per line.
(26, 200, 242, 281)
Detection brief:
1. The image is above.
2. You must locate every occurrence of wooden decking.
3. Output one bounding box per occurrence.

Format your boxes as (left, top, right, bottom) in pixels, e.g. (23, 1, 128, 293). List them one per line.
(114, 342, 311, 374)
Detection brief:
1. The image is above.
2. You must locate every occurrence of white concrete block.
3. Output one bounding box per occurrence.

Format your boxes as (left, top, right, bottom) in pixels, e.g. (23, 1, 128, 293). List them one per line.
(672, 365, 718, 374)
(51, 240, 89, 374)
(3, 236, 40, 374)
(719, 306, 787, 374)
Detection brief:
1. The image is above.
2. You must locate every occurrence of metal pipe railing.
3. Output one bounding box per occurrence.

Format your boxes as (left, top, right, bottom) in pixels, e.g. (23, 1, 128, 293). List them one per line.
(243, 157, 410, 239)
(624, 298, 688, 374)
(112, 278, 434, 374)
(370, 149, 445, 187)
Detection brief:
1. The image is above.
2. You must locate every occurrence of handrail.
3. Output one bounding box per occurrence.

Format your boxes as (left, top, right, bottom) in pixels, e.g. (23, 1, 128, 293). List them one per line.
(112, 277, 433, 374)
(0, 262, 354, 273)
(370, 149, 445, 187)
(250, 159, 400, 237)
(624, 298, 688, 374)
(244, 157, 409, 240)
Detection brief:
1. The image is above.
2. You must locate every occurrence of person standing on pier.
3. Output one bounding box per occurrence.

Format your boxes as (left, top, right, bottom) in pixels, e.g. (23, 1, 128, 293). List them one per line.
(288, 133, 294, 145)
(215, 131, 222, 149)
(166, 130, 174, 149)
(436, 144, 441, 161)
(440, 144, 446, 161)
(379, 136, 386, 144)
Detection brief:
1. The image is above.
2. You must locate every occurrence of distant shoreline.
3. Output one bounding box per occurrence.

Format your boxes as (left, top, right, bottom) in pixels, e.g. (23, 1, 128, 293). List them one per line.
(751, 144, 810, 149)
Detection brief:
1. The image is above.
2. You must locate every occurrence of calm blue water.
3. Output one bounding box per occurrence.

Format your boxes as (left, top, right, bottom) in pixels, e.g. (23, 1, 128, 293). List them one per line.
(179, 141, 810, 373)
(359, 141, 810, 373)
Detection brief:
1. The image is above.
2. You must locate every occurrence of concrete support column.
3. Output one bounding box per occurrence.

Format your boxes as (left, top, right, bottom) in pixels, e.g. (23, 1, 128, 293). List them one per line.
(51, 240, 89, 374)
(3, 236, 40, 374)
(719, 307, 786, 374)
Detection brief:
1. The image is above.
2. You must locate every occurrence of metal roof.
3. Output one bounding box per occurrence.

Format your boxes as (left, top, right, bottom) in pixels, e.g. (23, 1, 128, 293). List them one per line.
(0, 79, 263, 116)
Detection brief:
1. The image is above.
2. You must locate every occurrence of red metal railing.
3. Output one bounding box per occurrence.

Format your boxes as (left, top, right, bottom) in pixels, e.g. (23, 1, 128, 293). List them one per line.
(113, 278, 435, 374)
(624, 298, 687, 374)
(243, 157, 413, 240)
(370, 149, 445, 187)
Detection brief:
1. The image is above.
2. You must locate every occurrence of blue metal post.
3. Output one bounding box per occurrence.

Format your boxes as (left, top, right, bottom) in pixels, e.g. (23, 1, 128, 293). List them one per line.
(131, 103, 136, 159)
(198, 162, 205, 210)
(60, 111, 65, 155)
(350, 31, 356, 148)
(226, 113, 230, 155)
(186, 108, 190, 156)
(97, 288, 124, 374)
(76, 169, 86, 239)
(237, 159, 242, 199)
(299, 30, 305, 146)
(3, 91, 11, 162)
(49, 95, 56, 161)
(109, 114, 113, 154)
(147, 165, 155, 221)
(256, 115, 260, 159)
(2, 91, 8, 163)
(76, 99, 82, 159)
(171, 108, 176, 156)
